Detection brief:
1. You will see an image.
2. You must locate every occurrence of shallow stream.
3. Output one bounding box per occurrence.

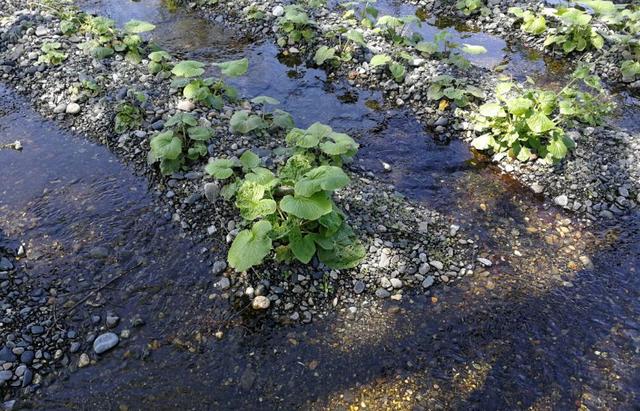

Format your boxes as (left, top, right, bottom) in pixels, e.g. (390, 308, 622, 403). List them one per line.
(1, 0, 639, 408)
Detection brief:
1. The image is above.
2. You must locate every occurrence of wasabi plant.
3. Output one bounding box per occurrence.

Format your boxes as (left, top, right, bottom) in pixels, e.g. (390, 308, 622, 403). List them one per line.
(149, 113, 214, 175)
(69, 78, 102, 99)
(312, 28, 368, 67)
(456, 0, 488, 16)
(369, 53, 407, 82)
(80, 17, 155, 62)
(230, 97, 295, 134)
(170, 58, 248, 109)
(375, 15, 422, 46)
(147, 50, 173, 75)
(58, 8, 87, 35)
(38, 42, 66, 65)
(544, 8, 604, 54)
(114, 90, 146, 134)
(414, 30, 487, 70)
(621, 60, 640, 82)
(471, 66, 613, 163)
(341, 0, 379, 29)
(426, 75, 485, 108)
(206, 122, 364, 272)
(276, 5, 316, 46)
(509, 7, 547, 35)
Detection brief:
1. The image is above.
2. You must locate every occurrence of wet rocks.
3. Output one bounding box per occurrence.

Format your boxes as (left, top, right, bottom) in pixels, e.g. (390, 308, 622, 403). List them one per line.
(375, 288, 391, 298)
(271, 5, 284, 17)
(214, 275, 230, 290)
(93, 333, 119, 354)
(554, 195, 569, 208)
(177, 100, 195, 111)
(252, 296, 271, 310)
(65, 102, 81, 114)
(78, 353, 90, 368)
(204, 182, 220, 202)
(422, 276, 435, 288)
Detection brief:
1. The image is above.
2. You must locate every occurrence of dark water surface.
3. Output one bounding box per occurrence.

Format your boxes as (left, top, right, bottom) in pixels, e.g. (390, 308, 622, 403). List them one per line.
(0, 1, 639, 409)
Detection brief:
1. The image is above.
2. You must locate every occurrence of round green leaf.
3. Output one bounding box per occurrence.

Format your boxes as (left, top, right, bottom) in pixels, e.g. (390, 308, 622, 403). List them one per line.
(228, 221, 273, 272)
(280, 192, 333, 220)
(171, 60, 206, 78)
(294, 166, 350, 197)
(150, 131, 182, 160)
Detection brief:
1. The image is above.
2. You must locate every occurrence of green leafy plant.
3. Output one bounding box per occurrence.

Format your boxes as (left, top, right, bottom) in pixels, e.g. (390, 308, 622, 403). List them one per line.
(369, 53, 407, 82)
(544, 8, 604, 54)
(148, 50, 173, 74)
(276, 5, 317, 46)
(426, 75, 485, 108)
(58, 8, 88, 35)
(148, 113, 214, 175)
(341, 0, 379, 29)
(69, 78, 102, 99)
(170, 58, 247, 109)
(206, 123, 364, 272)
(471, 67, 612, 163)
(80, 17, 155, 62)
(312, 27, 368, 67)
(375, 15, 422, 46)
(38, 42, 66, 65)
(243, 4, 266, 20)
(509, 7, 547, 35)
(414, 30, 486, 70)
(114, 90, 146, 134)
(620, 59, 640, 82)
(456, 0, 488, 16)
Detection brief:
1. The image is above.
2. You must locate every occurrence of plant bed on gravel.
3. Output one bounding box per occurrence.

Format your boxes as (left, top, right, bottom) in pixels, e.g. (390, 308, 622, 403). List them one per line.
(0, 7, 478, 330)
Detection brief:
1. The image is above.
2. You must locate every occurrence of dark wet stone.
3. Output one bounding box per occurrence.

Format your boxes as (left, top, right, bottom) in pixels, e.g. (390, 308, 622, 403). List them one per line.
(30, 325, 44, 335)
(22, 368, 33, 387)
(93, 332, 119, 354)
(0, 346, 17, 362)
(0, 257, 13, 271)
(20, 351, 34, 364)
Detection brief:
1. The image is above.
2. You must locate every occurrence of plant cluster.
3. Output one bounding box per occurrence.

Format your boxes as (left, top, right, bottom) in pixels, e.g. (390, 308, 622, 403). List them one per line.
(68, 78, 102, 99)
(276, 5, 317, 46)
(38, 42, 66, 65)
(170, 58, 248, 109)
(471, 66, 613, 163)
(509, 6, 603, 54)
(149, 113, 214, 175)
(341, 0, 379, 29)
(508, 7, 547, 35)
(79, 16, 156, 62)
(544, 8, 604, 54)
(230, 97, 295, 135)
(456, 0, 488, 17)
(114, 90, 146, 134)
(369, 53, 408, 82)
(414, 30, 487, 70)
(148, 50, 173, 75)
(206, 122, 364, 272)
(426, 74, 485, 108)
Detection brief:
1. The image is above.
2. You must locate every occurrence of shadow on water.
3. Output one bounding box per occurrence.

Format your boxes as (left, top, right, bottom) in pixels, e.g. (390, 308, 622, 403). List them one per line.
(0, 0, 638, 409)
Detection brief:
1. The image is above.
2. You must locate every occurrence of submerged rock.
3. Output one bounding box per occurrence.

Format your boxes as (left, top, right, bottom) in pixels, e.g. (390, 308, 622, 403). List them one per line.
(93, 332, 119, 354)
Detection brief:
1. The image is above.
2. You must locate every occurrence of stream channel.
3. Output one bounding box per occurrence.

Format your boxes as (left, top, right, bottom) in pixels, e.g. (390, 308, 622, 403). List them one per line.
(1, 0, 639, 409)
